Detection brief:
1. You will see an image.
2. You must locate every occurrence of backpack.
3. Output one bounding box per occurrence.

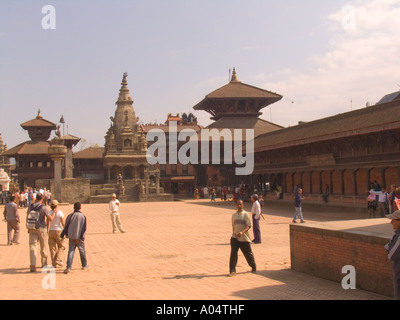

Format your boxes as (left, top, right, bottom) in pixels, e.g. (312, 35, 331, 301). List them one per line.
(26, 204, 43, 230)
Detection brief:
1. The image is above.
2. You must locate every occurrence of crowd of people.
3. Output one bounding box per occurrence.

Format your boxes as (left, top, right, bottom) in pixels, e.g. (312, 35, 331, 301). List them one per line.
(2, 192, 90, 274)
(193, 183, 258, 202)
(7, 187, 52, 208)
(368, 181, 400, 218)
(1, 189, 129, 275)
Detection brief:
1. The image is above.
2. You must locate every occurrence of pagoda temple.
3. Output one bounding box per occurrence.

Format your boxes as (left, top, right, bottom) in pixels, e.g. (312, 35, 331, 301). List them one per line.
(4, 110, 57, 188)
(193, 68, 283, 137)
(192, 68, 284, 186)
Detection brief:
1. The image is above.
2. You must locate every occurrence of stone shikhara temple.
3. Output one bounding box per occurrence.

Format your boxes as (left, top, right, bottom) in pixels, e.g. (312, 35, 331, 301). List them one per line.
(99, 72, 171, 202)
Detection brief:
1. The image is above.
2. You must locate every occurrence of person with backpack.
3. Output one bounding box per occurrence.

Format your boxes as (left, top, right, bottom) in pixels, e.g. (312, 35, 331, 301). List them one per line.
(26, 193, 54, 272)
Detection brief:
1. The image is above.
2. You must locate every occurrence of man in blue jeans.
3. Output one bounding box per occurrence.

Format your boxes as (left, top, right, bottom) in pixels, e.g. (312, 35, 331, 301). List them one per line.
(61, 202, 89, 274)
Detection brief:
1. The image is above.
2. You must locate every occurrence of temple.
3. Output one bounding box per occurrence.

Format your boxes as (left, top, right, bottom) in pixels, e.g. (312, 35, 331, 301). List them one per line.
(4, 110, 57, 188)
(98, 73, 171, 202)
(193, 68, 284, 187)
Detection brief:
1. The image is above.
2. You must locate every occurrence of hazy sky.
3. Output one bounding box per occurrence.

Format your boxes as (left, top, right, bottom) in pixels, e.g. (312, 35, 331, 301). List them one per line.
(1, 0, 400, 151)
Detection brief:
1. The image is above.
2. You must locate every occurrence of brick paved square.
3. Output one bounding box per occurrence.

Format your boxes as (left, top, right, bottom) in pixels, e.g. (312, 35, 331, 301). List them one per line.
(0, 200, 389, 300)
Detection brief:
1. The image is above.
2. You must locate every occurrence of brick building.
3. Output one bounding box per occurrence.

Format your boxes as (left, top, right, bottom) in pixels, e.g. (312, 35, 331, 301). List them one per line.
(249, 92, 400, 204)
(142, 113, 202, 194)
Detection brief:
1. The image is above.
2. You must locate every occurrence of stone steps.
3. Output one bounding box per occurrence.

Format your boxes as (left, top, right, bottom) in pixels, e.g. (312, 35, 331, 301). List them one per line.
(89, 194, 113, 204)
(89, 183, 118, 203)
(89, 182, 174, 203)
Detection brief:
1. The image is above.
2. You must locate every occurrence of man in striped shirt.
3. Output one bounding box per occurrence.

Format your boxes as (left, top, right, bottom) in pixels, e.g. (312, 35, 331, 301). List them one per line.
(229, 200, 256, 276)
(385, 210, 400, 300)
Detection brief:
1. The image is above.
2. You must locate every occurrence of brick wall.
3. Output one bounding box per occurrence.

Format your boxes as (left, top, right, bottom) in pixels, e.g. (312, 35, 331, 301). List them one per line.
(290, 223, 393, 297)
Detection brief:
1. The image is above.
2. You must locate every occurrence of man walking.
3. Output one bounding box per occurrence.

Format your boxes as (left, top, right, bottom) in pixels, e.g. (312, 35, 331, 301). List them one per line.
(250, 194, 262, 244)
(229, 200, 256, 276)
(384, 210, 400, 300)
(293, 188, 306, 223)
(109, 193, 126, 234)
(61, 202, 89, 274)
(27, 193, 54, 272)
(3, 195, 20, 245)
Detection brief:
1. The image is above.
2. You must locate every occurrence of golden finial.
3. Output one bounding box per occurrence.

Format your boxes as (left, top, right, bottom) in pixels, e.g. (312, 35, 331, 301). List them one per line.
(36, 109, 43, 119)
(231, 67, 239, 82)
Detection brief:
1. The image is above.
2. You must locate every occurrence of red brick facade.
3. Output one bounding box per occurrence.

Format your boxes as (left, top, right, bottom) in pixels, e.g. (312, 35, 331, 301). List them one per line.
(247, 99, 400, 205)
(290, 223, 393, 297)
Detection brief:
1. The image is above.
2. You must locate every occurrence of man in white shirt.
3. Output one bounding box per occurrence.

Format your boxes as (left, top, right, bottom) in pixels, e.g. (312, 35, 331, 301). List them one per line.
(203, 186, 209, 199)
(47, 200, 65, 267)
(109, 193, 126, 234)
(251, 194, 262, 243)
(369, 187, 389, 217)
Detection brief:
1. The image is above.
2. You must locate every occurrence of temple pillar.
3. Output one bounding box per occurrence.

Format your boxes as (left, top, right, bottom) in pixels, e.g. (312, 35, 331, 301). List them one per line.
(61, 135, 80, 179)
(106, 167, 111, 181)
(156, 172, 160, 195)
(48, 138, 67, 202)
(65, 147, 73, 178)
(145, 171, 149, 195)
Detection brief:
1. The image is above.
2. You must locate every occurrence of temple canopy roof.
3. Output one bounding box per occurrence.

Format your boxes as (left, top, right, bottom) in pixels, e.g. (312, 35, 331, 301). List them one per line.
(193, 68, 282, 121)
(21, 109, 56, 129)
(4, 140, 51, 156)
(20, 110, 56, 142)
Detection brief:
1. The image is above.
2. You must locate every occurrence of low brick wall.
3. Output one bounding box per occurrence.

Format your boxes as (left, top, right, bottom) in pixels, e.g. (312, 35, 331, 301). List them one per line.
(290, 220, 394, 297)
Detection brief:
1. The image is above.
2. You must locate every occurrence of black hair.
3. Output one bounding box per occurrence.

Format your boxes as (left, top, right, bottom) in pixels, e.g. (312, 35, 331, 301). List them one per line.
(74, 202, 81, 211)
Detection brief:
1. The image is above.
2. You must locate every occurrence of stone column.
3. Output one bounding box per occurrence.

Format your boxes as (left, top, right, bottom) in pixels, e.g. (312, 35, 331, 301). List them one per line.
(156, 171, 160, 195)
(353, 169, 358, 196)
(107, 168, 111, 181)
(62, 137, 80, 179)
(48, 139, 67, 202)
(64, 147, 73, 178)
(145, 171, 149, 195)
(340, 170, 345, 195)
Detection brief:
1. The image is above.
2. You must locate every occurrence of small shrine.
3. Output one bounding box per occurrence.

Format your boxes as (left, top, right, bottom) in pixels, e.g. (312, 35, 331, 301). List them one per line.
(0, 168, 10, 204)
